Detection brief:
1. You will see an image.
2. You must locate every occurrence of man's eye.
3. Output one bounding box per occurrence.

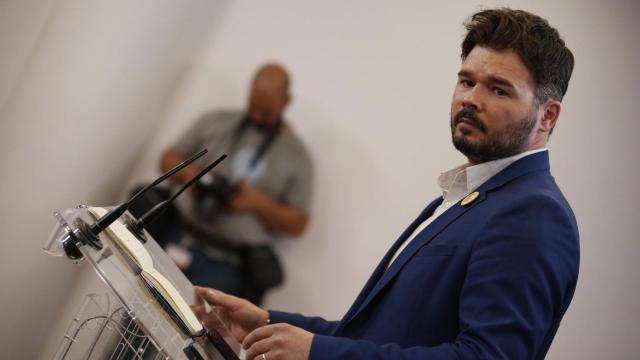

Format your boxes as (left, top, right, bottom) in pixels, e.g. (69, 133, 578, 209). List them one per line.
(460, 79, 474, 87)
(493, 87, 508, 96)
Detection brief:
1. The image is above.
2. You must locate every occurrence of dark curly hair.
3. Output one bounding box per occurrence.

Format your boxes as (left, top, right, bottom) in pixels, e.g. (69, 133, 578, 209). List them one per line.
(462, 8, 574, 104)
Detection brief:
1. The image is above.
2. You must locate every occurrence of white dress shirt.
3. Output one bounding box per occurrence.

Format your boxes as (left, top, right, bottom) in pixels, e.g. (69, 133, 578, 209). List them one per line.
(386, 149, 547, 269)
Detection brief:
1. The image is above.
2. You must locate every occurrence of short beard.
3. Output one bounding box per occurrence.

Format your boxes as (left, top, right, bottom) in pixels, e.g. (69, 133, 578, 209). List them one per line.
(451, 107, 537, 164)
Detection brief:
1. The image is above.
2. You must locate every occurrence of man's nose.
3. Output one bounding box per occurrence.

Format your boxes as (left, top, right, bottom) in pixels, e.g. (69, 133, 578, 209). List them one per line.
(461, 87, 481, 111)
(251, 110, 265, 122)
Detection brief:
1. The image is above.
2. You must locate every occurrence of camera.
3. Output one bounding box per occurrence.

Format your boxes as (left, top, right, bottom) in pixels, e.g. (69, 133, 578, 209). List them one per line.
(195, 174, 239, 211)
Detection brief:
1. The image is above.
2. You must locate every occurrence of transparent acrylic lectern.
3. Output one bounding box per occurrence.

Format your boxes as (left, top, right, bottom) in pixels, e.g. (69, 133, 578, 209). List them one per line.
(43, 205, 241, 360)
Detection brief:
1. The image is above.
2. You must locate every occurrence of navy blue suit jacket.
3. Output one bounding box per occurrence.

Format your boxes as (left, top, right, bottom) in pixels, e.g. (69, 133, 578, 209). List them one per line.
(270, 152, 579, 359)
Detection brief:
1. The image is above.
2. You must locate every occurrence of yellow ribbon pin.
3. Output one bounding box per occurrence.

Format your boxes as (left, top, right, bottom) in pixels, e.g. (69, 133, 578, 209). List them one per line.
(461, 191, 480, 206)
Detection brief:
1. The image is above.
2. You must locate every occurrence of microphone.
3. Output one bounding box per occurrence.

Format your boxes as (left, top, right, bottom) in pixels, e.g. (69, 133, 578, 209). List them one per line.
(64, 149, 209, 257)
(124, 153, 227, 241)
(90, 149, 209, 236)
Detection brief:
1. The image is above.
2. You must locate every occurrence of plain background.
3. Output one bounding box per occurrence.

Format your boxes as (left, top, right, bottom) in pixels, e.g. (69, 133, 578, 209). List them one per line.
(0, 1, 638, 359)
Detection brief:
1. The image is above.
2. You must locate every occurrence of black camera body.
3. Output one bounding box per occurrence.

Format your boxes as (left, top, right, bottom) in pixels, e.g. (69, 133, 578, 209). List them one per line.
(196, 175, 239, 211)
(193, 116, 282, 213)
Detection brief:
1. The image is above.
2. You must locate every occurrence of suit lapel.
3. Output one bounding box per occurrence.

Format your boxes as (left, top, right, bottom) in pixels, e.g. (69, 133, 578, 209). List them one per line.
(332, 198, 443, 335)
(342, 193, 486, 326)
(337, 151, 551, 331)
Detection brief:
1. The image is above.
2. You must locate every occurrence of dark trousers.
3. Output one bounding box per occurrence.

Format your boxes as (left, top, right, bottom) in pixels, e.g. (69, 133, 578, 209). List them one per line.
(185, 246, 265, 305)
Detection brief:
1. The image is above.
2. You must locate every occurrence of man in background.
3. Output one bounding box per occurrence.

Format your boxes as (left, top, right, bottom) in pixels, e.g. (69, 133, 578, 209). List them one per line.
(194, 8, 579, 359)
(158, 63, 313, 305)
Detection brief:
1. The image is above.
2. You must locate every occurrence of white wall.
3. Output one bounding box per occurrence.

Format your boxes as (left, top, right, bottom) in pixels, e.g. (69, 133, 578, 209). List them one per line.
(2, 0, 638, 358)
(0, 1, 228, 358)
(128, 1, 640, 359)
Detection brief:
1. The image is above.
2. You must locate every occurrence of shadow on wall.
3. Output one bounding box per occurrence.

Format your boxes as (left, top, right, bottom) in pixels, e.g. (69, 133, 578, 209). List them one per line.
(0, 1, 232, 359)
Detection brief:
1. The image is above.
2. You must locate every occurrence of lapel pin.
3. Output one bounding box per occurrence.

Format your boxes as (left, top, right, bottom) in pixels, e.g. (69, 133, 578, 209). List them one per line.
(461, 191, 480, 206)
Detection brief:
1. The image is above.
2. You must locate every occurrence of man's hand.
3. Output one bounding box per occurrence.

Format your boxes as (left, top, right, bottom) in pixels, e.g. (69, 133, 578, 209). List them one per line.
(243, 323, 313, 360)
(160, 149, 202, 185)
(192, 287, 269, 343)
(227, 182, 266, 212)
(226, 182, 309, 236)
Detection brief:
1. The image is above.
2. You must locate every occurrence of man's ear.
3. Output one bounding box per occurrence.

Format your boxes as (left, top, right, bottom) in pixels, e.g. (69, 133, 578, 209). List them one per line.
(539, 99, 561, 135)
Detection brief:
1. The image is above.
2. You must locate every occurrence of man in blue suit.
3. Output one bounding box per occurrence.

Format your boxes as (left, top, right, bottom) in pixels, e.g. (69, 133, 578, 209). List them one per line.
(193, 8, 579, 359)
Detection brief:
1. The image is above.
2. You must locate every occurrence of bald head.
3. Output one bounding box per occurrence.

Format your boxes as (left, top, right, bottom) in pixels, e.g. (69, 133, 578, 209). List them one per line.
(253, 64, 290, 96)
(247, 64, 291, 127)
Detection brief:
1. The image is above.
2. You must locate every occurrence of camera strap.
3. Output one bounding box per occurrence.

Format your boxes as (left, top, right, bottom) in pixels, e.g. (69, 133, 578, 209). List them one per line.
(227, 116, 283, 177)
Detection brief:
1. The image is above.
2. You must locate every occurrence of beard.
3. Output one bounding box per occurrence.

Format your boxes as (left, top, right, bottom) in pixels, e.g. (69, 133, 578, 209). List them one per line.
(451, 107, 538, 164)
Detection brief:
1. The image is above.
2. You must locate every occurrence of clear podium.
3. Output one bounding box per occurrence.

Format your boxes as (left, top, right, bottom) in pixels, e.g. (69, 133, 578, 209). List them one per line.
(43, 205, 240, 360)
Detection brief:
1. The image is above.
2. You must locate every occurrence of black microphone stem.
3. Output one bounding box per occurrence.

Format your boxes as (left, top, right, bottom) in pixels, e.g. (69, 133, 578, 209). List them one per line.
(91, 149, 209, 235)
(139, 154, 227, 227)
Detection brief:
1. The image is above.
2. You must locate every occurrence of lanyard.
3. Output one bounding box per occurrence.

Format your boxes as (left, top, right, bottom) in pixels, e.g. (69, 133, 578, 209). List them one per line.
(227, 116, 283, 176)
